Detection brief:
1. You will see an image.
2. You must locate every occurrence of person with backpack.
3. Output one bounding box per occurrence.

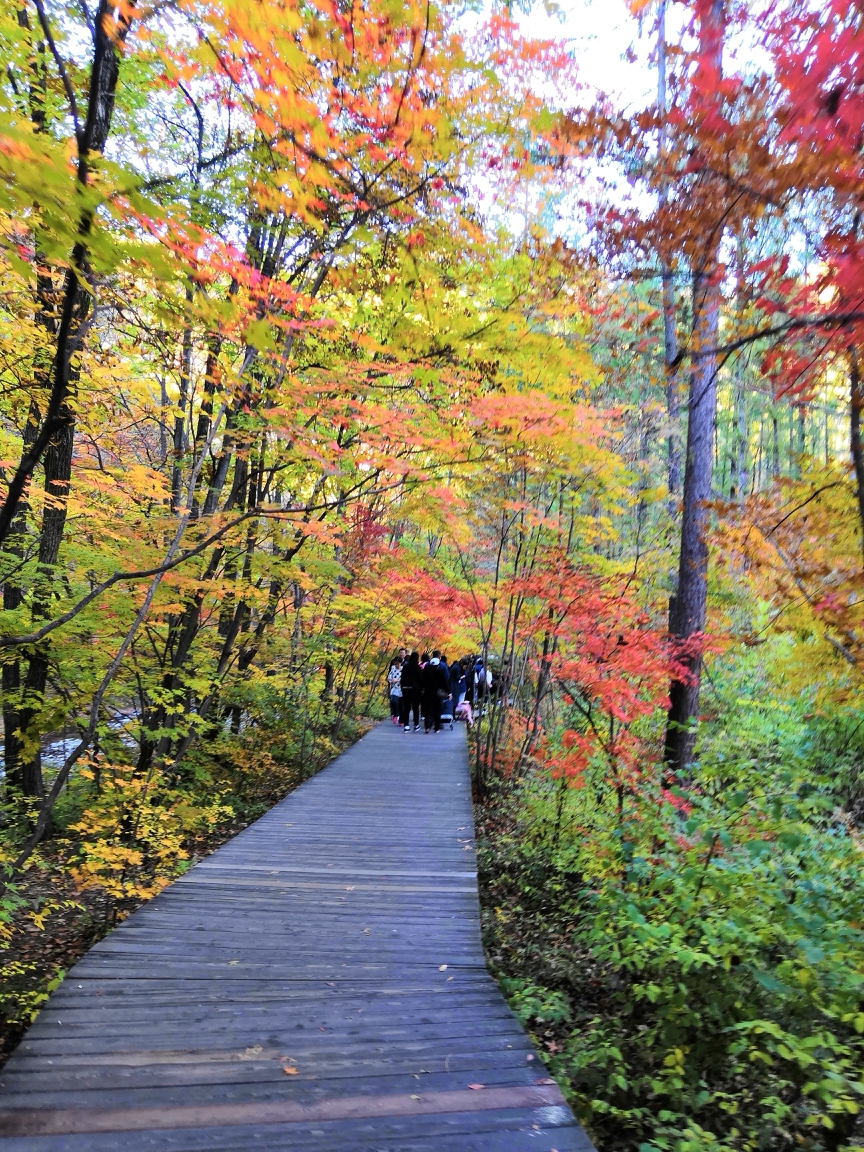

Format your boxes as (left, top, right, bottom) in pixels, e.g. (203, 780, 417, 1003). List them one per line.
(439, 654, 452, 696)
(421, 650, 450, 733)
(474, 657, 490, 712)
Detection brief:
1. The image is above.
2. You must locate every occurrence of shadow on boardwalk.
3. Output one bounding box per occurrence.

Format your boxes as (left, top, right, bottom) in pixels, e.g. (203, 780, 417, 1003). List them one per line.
(0, 723, 594, 1151)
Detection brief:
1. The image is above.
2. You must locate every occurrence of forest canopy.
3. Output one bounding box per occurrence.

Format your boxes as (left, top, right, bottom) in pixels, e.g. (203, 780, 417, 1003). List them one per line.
(0, 0, 863, 1148)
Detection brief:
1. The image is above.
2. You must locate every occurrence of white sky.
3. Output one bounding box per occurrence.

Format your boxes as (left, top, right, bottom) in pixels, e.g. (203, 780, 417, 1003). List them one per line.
(520, 0, 658, 112)
(522, 0, 771, 107)
(468, 0, 662, 237)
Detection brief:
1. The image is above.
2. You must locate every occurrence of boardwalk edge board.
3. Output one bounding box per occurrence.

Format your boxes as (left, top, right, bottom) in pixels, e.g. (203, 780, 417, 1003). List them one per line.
(0, 1084, 568, 1137)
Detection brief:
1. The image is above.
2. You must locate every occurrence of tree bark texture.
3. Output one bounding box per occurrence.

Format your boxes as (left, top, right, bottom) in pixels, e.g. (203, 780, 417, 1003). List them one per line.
(664, 0, 725, 773)
(849, 349, 864, 562)
(2, 406, 39, 793)
(657, 0, 681, 506)
(665, 286, 720, 770)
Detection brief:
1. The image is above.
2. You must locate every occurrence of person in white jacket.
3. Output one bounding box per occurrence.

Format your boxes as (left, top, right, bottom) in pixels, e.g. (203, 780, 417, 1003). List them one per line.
(387, 657, 403, 724)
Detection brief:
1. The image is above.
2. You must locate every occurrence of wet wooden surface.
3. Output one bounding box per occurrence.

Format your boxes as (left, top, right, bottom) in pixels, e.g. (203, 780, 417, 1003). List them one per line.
(0, 723, 593, 1150)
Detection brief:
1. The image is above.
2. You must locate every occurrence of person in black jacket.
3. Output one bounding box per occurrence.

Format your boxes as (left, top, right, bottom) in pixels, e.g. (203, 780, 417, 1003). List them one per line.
(464, 657, 475, 707)
(450, 659, 466, 704)
(399, 651, 421, 731)
(421, 651, 450, 733)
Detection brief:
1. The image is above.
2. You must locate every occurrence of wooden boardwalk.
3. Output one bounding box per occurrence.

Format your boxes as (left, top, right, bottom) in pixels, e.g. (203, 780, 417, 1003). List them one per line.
(0, 723, 592, 1151)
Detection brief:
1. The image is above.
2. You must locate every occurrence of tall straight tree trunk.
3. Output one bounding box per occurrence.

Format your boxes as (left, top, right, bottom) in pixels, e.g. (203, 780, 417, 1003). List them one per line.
(756, 417, 764, 490)
(16, 420, 76, 799)
(657, 0, 680, 509)
(732, 233, 748, 500)
(665, 283, 720, 770)
(2, 410, 39, 794)
(664, 0, 725, 774)
(734, 381, 747, 497)
(849, 349, 864, 562)
(823, 397, 829, 467)
(171, 303, 193, 512)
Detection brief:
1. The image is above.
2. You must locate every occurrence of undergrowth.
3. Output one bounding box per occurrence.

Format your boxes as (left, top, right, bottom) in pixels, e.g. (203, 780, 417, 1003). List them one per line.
(475, 654, 864, 1152)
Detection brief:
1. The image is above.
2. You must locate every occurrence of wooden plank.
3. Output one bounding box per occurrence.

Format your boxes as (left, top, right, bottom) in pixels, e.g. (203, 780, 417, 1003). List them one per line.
(0, 724, 591, 1151)
(0, 1069, 561, 1112)
(0, 1084, 567, 1136)
(0, 1108, 588, 1152)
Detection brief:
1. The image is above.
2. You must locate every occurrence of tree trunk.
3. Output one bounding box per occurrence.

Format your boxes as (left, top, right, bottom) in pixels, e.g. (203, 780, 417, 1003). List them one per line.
(171, 306, 193, 512)
(824, 398, 829, 467)
(733, 380, 747, 500)
(732, 235, 748, 500)
(664, 0, 725, 774)
(850, 349, 864, 562)
(2, 407, 39, 794)
(17, 418, 77, 797)
(665, 286, 720, 770)
(756, 416, 764, 490)
(797, 403, 806, 461)
(657, 0, 680, 508)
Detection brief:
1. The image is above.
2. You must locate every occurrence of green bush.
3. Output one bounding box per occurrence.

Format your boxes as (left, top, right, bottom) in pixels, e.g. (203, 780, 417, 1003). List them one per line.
(478, 661, 864, 1152)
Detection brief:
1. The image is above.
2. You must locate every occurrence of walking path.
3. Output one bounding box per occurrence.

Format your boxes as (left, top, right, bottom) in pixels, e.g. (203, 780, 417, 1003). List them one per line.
(0, 723, 592, 1151)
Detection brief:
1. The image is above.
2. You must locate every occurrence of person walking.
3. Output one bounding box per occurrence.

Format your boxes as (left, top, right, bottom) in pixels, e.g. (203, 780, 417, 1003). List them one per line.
(438, 654, 454, 727)
(387, 657, 403, 724)
(399, 651, 421, 731)
(474, 657, 490, 712)
(421, 650, 450, 733)
(464, 657, 475, 707)
(417, 652, 430, 727)
(451, 658, 466, 705)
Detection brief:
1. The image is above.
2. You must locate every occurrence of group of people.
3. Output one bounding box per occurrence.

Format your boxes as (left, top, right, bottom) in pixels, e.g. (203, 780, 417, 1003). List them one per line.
(385, 649, 494, 734)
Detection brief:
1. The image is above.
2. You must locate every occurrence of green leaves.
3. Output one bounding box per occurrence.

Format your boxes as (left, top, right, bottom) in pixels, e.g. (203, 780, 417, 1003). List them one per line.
(480, 647, 864, 1152)
(501, 977, 571, 1026)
